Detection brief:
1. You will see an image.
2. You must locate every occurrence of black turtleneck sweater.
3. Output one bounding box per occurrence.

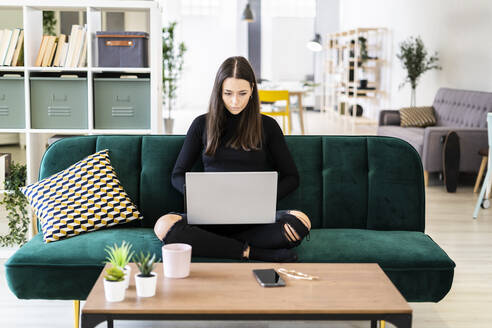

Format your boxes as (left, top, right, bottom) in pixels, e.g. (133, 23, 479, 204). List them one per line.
(171, 110, 299, 200)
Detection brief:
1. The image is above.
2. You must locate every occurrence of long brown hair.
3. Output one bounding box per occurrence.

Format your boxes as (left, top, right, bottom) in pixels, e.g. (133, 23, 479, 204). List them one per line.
(205, 56, 262, 156)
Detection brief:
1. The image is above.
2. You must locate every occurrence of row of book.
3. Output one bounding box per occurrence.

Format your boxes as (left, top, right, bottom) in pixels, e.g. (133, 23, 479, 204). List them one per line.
(0, 28, 24, 67)
(35, 25, 87, 68)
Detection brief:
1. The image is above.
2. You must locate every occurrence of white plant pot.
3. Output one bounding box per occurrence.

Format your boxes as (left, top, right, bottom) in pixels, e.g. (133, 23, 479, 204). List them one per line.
(103, 279, 126, 302)
(135, 272, 157, 297)
(122, 265, 131, 289)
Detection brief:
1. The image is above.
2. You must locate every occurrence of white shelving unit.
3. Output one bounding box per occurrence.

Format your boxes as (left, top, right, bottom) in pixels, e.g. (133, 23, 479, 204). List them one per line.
(0, 0, 163, 184)
(323, 28, 388, 127)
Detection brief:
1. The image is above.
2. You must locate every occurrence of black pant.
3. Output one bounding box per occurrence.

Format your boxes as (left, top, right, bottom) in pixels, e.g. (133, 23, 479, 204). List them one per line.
(162, 210, 309, 260)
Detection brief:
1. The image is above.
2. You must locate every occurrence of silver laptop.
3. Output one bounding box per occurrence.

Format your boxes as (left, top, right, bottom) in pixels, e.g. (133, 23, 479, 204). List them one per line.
(185, 172, 277, 225)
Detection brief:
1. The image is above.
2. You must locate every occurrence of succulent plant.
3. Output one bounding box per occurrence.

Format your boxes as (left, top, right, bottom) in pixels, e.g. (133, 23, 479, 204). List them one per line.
(104, 266, 125, 282)
(134, 251, 157, 277)
(104, 241, 134, 269)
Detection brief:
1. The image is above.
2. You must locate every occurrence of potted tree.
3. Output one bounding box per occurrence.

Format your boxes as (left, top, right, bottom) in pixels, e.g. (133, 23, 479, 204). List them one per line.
(104, 241, 134, 289)
(396, 36, 441, 106)
(103, 266, 126, 302)
(134, 251, 158, 297)
(162, 21, 187, 134)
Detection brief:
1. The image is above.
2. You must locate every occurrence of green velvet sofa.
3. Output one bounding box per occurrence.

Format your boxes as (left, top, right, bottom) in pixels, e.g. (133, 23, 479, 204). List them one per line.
(5, 135, 455, 303)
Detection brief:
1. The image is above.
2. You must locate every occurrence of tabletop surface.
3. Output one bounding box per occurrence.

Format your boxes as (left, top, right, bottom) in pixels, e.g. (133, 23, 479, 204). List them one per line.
(82, 263, 412, 315)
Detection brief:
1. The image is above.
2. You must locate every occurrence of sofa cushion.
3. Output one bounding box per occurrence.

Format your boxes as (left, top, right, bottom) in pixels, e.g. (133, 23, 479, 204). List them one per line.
(38, 136, 144, 231)
(322, 137, 368, 229)
(21, 150, 143, 243)
(366, 138, 425, 231)
(296, 229, 455, 302)
(5, 227, 455, 302)
(400, 106, 436, 127)
(278, 136, 323, 228)
(139, 136, 189, 227)
(377, 126, 425, 156)
(4, 227, 162, 300)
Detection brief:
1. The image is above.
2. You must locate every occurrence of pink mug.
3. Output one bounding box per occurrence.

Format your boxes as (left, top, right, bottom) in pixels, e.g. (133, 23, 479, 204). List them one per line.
(161, 243, 192, 278)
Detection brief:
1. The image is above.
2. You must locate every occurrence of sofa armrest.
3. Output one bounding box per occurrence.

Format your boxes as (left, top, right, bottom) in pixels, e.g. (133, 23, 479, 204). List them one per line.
(378, 110, 401, 126)
(422, 127, 488, 172)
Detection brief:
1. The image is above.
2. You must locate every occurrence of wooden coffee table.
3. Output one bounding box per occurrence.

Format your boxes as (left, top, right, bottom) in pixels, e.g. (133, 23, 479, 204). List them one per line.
(82, 263, 412, 328)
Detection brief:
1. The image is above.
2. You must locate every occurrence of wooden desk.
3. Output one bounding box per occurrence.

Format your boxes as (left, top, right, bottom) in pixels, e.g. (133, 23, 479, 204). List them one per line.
(82, 263, 412, 328)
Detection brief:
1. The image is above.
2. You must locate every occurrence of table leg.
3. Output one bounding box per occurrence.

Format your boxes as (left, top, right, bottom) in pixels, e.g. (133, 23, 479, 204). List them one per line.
(297, 94, 305, 135)
(81, 314, 113, 328)
(386, 314, 412, 328)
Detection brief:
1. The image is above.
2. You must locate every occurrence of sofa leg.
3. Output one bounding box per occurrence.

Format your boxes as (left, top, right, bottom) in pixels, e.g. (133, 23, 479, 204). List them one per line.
(424, 171, 429, 187)
(74, 300, 80, 328)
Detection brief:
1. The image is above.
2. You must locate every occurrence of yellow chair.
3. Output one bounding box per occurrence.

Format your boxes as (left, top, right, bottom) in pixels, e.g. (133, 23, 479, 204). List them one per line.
(259, 90, 291, 134)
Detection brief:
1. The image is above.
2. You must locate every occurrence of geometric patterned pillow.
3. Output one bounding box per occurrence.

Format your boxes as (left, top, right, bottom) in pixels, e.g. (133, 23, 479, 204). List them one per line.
(400, 106, 437, 127)
(20, 149, 143, 243)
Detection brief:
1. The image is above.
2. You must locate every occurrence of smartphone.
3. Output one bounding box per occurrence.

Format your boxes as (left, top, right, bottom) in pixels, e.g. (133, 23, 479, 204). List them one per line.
(252, 269, 286, 287)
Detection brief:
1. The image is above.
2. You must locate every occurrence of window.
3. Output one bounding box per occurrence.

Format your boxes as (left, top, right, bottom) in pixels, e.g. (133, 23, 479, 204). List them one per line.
(181, 0, 220, 16)
(263, 0, 316, 18)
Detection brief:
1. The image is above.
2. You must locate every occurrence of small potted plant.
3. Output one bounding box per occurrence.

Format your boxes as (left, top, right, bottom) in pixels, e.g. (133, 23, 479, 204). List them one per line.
(104, 241, 134, 289)
(103, 266, 126, 302)
(134, 251, 157, 297)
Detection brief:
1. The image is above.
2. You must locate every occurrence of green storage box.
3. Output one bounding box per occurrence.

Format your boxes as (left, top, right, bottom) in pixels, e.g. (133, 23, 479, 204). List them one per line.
(30, 77, 88, 129)
(93, 77, 150, 129)
(0, 76, 25, 128)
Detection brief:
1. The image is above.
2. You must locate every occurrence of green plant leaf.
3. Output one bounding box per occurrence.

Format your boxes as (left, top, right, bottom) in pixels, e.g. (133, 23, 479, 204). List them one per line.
(134, 251, 157, 277)
(104, 266, 125, 282)
(396, 36, 441, 90)
(0, 162, 28, 247)
(103, 241, 134, 268)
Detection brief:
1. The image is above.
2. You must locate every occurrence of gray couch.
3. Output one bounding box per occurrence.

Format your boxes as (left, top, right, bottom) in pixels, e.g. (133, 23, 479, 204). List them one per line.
(378, 88, 492, 185)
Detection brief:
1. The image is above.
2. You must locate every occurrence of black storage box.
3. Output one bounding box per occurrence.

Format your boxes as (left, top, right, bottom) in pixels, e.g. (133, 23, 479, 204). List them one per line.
(96, 31, 149, 67)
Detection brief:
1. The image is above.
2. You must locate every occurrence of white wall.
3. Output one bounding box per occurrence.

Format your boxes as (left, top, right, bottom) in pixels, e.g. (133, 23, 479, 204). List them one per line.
(340, 0, 492, 109)
(262, 17, 314, 81)
(315, 0, 339, 109)
(0, 8, 22, 29)
(161, 0, 248, 113)
(261, 1, 315, 82)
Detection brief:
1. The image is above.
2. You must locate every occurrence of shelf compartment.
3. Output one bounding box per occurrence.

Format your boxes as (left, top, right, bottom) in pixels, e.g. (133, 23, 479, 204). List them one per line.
(93, 73, 150, 129)
(28, 67, 89, 72)
(0, 74, 25, 128)
(90, 67, 151, 73)
(30, 73, 88, 129)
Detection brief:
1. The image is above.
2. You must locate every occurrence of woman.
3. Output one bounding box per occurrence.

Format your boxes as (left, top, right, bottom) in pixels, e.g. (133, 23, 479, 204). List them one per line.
(154, 56, 310, 262)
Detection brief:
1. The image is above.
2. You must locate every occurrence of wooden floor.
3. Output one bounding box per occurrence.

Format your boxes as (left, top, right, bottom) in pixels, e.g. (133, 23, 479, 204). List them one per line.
(1, 110, 491, 327)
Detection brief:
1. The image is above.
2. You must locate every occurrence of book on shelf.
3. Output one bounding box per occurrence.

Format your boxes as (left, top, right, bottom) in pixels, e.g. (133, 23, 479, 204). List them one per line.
(0, 29, 13, 66)
(64, 25, 81, 67)
(47, 36, 58, 67)
(41, 36, 56, 67)
(35, 35, 48, 67)
(78, 31, 88, 67)
(52, 34, 66, 67)
(70, 28, 82, 67)
(59, 42, 68, 67)
(33, 25, 88, 68)
(4, 28, 20, 66)
(11, 29, 24, 66)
